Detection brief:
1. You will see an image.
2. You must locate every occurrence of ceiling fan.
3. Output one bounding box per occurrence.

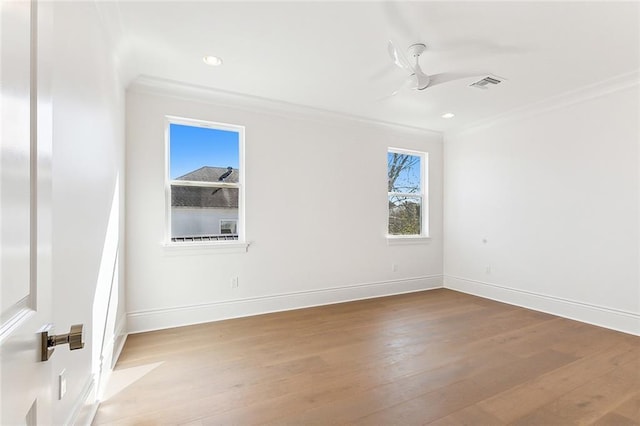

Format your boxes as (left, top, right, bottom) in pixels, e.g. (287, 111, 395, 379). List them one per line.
(387, 41, 480, 95)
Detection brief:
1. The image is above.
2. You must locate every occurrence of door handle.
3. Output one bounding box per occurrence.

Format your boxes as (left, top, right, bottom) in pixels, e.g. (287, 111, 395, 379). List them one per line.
(40, 324, 85, 361)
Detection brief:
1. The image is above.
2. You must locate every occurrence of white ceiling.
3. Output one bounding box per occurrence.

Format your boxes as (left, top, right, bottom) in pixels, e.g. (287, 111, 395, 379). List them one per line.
(113, 1, 640, 132)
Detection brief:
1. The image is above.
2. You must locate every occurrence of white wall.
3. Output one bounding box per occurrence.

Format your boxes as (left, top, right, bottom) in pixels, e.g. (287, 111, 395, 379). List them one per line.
(51, 2, 125, 423)
(126, 81, 444, 333)
(444, 78, 640, 335)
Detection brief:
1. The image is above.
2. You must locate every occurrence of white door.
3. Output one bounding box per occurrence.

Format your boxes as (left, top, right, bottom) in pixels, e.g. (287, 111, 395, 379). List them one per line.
(1, 0, 54, 424)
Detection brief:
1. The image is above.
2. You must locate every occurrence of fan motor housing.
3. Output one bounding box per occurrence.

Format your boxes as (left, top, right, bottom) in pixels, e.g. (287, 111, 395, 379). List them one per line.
(407, 43, 426, 58)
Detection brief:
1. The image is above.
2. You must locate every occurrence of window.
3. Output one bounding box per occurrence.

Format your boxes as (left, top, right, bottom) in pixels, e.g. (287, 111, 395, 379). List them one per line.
(387, 148, 428, 237)
(166, 117, 244, 244)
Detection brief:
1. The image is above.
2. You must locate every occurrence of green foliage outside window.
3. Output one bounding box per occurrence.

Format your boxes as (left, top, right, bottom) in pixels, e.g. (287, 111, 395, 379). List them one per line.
(388, 152, 423, 236)
(388, 197, 421, 235)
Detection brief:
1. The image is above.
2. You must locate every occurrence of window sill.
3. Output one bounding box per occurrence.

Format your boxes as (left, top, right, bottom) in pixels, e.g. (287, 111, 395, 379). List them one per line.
(386, 236, 431, 245)
(162, 241, 250, 255)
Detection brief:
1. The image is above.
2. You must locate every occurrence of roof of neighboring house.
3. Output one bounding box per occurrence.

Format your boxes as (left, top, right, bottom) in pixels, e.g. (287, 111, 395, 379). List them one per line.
(172, 166, 239, 208)
(175, 166, 239, 183)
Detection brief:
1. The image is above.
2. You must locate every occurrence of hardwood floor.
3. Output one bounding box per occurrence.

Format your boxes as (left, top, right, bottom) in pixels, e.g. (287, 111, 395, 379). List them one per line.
(93, 289, 640, 425)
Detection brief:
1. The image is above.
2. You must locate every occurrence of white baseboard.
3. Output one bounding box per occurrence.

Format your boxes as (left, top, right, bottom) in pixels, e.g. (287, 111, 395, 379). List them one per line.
(84, 316, 128, 426)
(444, 275, 640, 336)
(112, 315, 128, 368)
(127, 275, 443, 334)
(66, 375, 97, 426)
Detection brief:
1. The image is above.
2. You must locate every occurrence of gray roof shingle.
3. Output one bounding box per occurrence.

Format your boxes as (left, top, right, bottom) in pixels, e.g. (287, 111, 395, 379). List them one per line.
(172, 166, 239, 208)
(175, 166, 239, 183)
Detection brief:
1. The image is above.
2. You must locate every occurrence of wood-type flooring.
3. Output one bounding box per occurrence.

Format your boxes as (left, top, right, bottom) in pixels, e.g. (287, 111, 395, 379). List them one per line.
(93, 289, 640, 425)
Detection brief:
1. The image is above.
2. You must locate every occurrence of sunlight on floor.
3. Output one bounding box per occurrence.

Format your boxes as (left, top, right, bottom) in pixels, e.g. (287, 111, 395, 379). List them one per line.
(101, 361, 164, 401)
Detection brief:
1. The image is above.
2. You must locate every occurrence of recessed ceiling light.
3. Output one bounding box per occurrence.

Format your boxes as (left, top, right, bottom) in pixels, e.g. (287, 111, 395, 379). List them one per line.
(203, 55, 223, 66)
(441, 112, 455, 119)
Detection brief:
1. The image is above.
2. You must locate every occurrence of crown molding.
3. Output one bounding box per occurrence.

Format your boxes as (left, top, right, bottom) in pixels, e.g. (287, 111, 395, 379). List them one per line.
(127, 75, 443, 138)
(452, 70, 640, 137)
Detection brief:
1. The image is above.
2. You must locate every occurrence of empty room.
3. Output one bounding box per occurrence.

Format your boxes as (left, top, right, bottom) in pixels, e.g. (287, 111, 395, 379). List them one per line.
(1, 1, 638, 425)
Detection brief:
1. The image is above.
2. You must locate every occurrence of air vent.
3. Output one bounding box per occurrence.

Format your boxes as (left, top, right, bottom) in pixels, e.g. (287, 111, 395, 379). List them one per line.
(470, 75, 503, 89)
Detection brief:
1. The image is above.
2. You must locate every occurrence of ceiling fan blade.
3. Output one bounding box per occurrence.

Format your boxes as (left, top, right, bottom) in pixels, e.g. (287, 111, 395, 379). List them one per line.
(397, 74, 418, 93)
(387, 40, 412, 71)
(413, 63, 431, 90)
(424, 72, 482, 89)
(376, 75, 416, 102)
(370, 61, 398, 81)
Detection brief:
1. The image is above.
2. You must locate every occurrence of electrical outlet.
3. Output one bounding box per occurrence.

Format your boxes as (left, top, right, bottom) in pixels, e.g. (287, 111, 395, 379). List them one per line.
(486, 265, 492, 274)
(392, 264, 398, 272)
(59, 370, 67, 400)
(231, 277, 239, 288)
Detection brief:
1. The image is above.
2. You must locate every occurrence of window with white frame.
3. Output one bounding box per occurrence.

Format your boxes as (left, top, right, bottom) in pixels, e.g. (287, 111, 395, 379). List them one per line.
(387, 148, 427, 237)
(167, 118, 244, 244)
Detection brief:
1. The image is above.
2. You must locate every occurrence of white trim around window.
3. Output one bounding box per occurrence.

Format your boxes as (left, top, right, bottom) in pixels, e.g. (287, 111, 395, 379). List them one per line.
(386, 147, 429, 241)
(164, 116, 247, 251)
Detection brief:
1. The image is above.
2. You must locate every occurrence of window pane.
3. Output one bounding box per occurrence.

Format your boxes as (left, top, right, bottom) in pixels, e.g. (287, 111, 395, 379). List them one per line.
(170, 123, 239, 182)
(171, 184, 239, 241)
(388, 152, 421, 193)
(388, 196, 421, 235)
(220, 220, 237, 235)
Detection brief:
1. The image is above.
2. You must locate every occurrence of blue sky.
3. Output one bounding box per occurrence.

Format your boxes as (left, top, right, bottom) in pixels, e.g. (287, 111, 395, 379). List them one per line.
(170, 123, 239, 179)
(388, 152, 421, 193)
